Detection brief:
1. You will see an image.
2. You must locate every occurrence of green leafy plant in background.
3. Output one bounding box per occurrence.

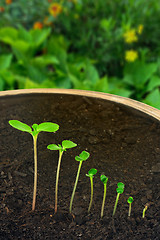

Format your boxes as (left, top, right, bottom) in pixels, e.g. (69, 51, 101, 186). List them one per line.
(86, 168, 97, 213)
(112, 182, 125, 216)
(8, 120, 59, 211)
(100, 174, 108, 218)
(69, 150, 90, 213)
(1, 1, 160, 109)
(47, 140, 77, 213)
(127, 196, 133, 217)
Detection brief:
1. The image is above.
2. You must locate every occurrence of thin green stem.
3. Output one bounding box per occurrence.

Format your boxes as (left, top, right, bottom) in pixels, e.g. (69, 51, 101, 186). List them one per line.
(69, 161, 82, 213)
(142, 206, 147, 218)
(112, 193, 120, 216)
(55, 151, 63, 213)
(88, 177, 93, 213)
(101, 183, 106, 218)
(128, 203, 131, 217)
(32, 135, 38, 211)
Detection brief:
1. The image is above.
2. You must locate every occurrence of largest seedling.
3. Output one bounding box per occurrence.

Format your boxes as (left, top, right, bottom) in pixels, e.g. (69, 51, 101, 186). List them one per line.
(9, 120, 59, 211)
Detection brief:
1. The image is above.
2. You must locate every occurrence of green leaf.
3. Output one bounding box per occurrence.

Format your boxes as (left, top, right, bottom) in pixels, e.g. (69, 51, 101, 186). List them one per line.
(9, 120, 32, 133)
(116, 187, 124, 194)
(62, 140, 77, 149)
(86, 168, 97, 177)
(116, 182, 125, 194)
(0, 27, 18, 45)
(124, 61, 157, 89)
(127, 197, 133, 204)
(37, 122, 59, 132)
(47, 144, 62, 151)
(94, 76, 108, 92)
(147, 75, 160, 92)
(143, 88, 160, 109)
(30, 28, 51, 47)
(0, 54, 13, 71)
(33, 55, 59, 67)
(117, 182, 124, 188)
(100, 174, 108, 184)
(75, 151, 90, 162)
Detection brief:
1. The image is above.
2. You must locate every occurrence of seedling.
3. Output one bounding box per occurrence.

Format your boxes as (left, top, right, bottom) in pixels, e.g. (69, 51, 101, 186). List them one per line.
(47, 140, 77, 213)
(86, 168, 97, 213)
(142, 203, 149, 218)
(127, 196, 133, 217)
(9, 120, 59, 211)
(112, 182, 125, 216)
(100, 174, 108, 218)
(69, 151, 90, 213)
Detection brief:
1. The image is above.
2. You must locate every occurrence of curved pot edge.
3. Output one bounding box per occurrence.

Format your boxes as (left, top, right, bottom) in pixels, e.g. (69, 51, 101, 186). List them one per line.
(1, 88, 160, 121)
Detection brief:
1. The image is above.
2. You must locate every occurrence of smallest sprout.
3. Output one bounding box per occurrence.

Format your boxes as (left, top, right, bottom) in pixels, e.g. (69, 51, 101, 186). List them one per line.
(127, 196, 133, 217)
(142, 203, 150, 218)
(86, 168, 97, 213)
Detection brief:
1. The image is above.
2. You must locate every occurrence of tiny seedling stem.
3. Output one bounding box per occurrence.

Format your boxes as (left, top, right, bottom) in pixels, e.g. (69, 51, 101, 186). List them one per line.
(142, 205, 148, 218)
(69, 161, 82, 213)
(88, 177, 93, 213)
(55, 151, 63, 213)
(32, 136, 38, 211)
(101, 183, 107, 218)
(113, 193, 120, 216)
(128, 202, 131, 217)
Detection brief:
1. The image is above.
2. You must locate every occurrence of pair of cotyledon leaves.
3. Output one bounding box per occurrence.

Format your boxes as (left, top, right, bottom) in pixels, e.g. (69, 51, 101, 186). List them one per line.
(116, 182, 125, 194)
(9, 120, 59, 136)
(100, 175, 108, 184)
(86, 168, 97, 178)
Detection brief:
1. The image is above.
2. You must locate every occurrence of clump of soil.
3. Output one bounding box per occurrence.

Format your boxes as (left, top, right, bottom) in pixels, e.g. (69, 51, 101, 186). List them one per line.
(0, 93, 160, 239)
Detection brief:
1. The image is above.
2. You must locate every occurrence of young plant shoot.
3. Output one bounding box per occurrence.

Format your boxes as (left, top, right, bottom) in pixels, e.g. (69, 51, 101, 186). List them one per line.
(86, 168, 97, 213)
(100, 174, 108, 218)
(142, 203, 149, 218)
(47, 140, 77, 213)
(69, 151, 90, 213)
(9, 120, 59, 211)
(127, 196, 133, 217)
(112, 182, 125, 216)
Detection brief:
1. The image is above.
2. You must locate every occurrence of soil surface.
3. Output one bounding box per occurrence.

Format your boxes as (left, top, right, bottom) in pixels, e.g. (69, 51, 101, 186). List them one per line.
(0, 93, 160, 240)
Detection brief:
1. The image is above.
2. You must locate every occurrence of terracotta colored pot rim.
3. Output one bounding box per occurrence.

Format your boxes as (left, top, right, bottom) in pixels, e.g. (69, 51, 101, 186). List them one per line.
(1, 88, 160, 121)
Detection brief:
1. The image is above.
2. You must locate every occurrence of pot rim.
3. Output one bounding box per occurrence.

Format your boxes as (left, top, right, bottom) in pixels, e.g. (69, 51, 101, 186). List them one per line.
(1, 88, 160, 121)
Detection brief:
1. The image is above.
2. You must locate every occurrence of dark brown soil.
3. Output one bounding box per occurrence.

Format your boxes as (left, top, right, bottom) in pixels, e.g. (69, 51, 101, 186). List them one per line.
(0, 93, 160, 240)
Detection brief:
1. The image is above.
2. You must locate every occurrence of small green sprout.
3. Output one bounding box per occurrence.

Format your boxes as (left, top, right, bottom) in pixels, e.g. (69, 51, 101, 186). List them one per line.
(86, 168, 97, 213)
(100, 174, 108, 218)
(112, 182, 125, 216)
(142, 203, 149, 218)
(9, 120, 59, 211)
(69, 151, 90, 213)
(127, 196, 133, 217)
(47, 140, 77, 213)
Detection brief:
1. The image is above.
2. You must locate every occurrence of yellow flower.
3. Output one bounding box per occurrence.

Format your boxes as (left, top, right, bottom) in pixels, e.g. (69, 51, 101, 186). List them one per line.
(137, 24, 143, 34)
(6, 0, 12, 4)
(125, 50, 138, 62)
(123, 29, 138, 44)
(49, 3, 62, 18)
(33, 22, 43, 30)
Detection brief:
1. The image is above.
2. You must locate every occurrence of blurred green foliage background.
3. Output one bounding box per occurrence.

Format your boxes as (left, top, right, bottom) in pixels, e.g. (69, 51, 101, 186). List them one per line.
(0, 0, 160, 108)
